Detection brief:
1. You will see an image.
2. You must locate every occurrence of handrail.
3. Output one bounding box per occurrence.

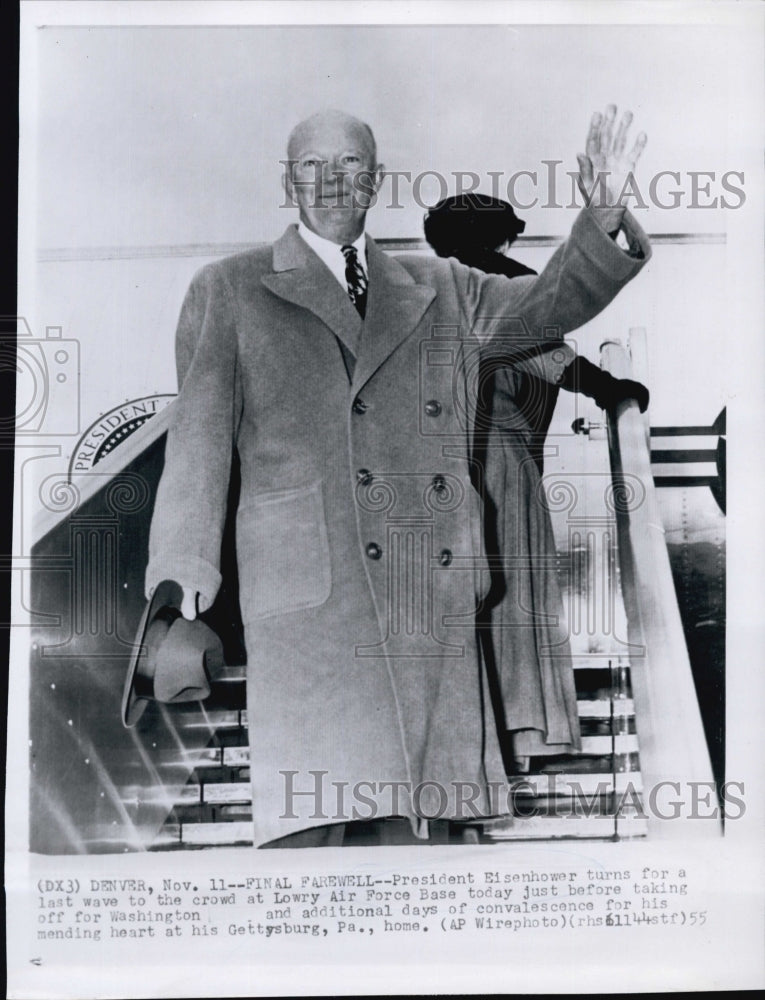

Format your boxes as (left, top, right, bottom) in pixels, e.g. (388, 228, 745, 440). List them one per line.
(601, 334, 720, 838)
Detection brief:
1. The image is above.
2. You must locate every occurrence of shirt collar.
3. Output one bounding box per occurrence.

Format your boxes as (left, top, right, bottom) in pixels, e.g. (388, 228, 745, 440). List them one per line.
(297, 223, 367, 289)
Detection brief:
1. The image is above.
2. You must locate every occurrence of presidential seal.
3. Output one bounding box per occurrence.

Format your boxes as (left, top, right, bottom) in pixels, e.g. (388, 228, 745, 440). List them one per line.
(68, 395, 174, 477)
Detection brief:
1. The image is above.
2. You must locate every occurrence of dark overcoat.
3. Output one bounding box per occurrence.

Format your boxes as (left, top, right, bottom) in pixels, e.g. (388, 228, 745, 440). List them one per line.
(146, 208, 650, 846)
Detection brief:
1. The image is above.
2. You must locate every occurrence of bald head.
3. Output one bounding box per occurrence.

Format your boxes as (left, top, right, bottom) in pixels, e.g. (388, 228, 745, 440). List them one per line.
(287, 109, 377, 165)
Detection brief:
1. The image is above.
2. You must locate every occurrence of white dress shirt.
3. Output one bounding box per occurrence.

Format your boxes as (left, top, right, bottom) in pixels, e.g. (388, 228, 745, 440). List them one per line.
(297, 223, 368, 291)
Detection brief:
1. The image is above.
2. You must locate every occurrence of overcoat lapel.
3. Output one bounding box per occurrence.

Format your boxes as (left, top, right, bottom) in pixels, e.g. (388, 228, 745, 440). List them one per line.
(352, 237, 435, 394)
(261, 226, 436, 393)
(261, 226, 363, 360)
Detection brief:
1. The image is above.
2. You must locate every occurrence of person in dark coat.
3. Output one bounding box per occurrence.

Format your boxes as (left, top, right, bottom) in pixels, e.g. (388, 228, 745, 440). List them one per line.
(423, 193, 649, 766)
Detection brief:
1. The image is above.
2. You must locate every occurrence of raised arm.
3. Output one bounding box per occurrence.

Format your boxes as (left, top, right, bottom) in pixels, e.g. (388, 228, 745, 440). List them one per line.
(456, 106, 651, 384)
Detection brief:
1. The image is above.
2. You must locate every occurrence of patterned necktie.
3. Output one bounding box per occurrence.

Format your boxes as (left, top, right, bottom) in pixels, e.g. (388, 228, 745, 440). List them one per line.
(341, 244, 368, 319)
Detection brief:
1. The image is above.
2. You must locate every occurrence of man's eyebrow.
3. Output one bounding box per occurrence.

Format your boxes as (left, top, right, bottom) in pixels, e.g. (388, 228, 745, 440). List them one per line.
(299, 149, 365, 156)
(290, 147, 373, 163)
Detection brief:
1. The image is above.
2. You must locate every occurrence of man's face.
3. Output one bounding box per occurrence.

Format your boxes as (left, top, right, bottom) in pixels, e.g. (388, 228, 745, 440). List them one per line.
(283, 113, 385, 244)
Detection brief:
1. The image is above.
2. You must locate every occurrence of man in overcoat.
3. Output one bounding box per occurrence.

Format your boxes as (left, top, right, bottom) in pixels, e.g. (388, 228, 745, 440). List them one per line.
(146, 107, 650, 847)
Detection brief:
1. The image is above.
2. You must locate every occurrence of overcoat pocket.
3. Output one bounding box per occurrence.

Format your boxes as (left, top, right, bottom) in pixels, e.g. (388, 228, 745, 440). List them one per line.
(236, 481, 332, 622)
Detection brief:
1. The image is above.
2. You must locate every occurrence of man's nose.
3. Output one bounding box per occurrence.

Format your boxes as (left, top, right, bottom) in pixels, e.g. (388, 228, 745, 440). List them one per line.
(325, 157, 350, 183)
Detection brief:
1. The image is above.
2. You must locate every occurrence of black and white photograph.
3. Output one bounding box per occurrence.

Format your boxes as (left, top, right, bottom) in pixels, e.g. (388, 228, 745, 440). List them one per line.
(8, 1, 765, 995)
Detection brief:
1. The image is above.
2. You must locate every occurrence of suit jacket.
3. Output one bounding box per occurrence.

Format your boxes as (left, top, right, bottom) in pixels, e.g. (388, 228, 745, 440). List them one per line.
(146, 207, 650, 846)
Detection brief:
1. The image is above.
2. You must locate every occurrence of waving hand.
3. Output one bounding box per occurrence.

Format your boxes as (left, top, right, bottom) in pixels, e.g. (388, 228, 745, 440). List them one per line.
(576, 105, 647, 208)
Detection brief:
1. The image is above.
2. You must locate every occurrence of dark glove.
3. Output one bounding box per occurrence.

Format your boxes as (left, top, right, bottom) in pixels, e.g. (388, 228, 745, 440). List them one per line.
(559, 355, 649, 413)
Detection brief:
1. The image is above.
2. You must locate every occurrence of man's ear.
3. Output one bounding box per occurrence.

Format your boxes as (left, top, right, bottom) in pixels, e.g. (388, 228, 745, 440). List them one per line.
(372, 163, 386, 193)
(282, 167, 297, 206)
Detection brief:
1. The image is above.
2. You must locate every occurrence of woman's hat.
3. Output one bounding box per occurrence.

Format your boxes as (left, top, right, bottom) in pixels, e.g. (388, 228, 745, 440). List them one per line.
(423, 193, 526, 254)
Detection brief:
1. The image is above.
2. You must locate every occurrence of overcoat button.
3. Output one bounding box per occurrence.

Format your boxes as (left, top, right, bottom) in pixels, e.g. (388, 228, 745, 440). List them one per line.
(439, 549, 453, 567)
(432, 474, 446, 493)
(424, 399, 442, 417)
(357, 468, 373, 485)
(352, 397, 368, 414)
(366, 542, 382, 560)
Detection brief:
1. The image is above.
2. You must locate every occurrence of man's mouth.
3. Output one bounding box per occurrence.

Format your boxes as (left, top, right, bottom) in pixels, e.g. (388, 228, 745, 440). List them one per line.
(311, 193, 354, 209)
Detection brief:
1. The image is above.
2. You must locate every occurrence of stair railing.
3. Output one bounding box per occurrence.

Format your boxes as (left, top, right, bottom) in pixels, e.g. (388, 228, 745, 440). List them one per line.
(600, 329, 720, 838)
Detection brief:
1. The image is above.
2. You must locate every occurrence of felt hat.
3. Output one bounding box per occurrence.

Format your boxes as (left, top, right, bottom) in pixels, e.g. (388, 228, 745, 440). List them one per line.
(121, 579, 225, 728)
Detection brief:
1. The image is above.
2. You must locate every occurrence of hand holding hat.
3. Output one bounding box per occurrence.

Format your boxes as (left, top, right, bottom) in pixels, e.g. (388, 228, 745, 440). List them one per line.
(122, 579, 225, 728)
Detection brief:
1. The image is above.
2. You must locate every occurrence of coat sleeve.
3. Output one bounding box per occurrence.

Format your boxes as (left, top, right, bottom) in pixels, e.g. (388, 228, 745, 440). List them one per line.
(454, 207, 652, 385)
(144, 264, 242, 608)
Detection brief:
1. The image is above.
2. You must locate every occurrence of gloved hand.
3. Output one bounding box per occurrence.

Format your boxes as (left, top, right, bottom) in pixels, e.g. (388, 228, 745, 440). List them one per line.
(591, 374, 650, 413)
(559, 355, 649, 413)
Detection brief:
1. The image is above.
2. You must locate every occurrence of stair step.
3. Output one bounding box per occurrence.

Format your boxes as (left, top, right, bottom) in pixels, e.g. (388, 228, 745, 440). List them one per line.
(579, 734, 639, 754)
(157, 748, 223, 767)
(202, 782, 253, 805)
(180, 710, 245, 731)
(577, 698, 634, 719)
(149, 811, 648, 849)
(483, 815, 648, 840)
(168, 730, 639, 773)
(170, 699, 636, 732)
(508, 772, 643, 795)
(120, 783, 203, 806)
(233, 735, 633, 770)
(133, 771, 644, 812)
(120, 781, 252, 807)
(218, 804, 255, 819)
(168, 821, 254, 847)
(222, 746, 251, 767)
